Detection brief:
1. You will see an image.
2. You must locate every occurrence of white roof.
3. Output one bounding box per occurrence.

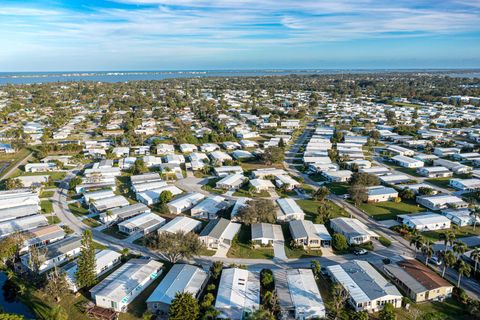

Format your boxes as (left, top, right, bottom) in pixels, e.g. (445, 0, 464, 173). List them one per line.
(217, 173, 245, 186)
(0, 214, 48, 238)
(250, 178, 274, 189)
(399, 213, 451, 226)
(159, 216, 202, 234)
(215, 268, 260, 318)
(276, 198, 304, 217)
(65, 250, 121, 284)
(168, 192, 206, 209)
(118, 212, 165, 230)
(287, 269, 325, 318)
(146, 264, 207, 305)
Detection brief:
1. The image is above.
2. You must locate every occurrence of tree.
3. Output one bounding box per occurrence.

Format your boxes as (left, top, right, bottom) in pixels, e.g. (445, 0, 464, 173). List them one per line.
(349, 172, 379, 187)
(0, 233, 24, 268)
(315, 201, 333, 224)
(75, 230, 97, 289)
(68, 176, 82, 190)
(471, 207, 480, 231)
(331, 283, 348, 320)
(159, 190, 173, 204)
(349, 184, 367, 206)
(261, 147, 284, 165)
(145, 231, 203, 263)
(453, 241, 467, 259)
(441, 250, 456, 278)
(457, 260, 471, 288)
(470, 248, 480, 274)
(418, 186, 435, 196)
(246, 308, 275, 320)
(0, 313, 25, 320)
(261, 271, 273, 288)
(332, 233, 349, 252)
(443, 231, 456, 251)
(352, 311, 369, 320)
(311, 260, 321, 279)
(313, 186, 330, 202)
(409, 235, 424, 256)
(237, 199, 276, 225)
(131, 158, 148, 174)
(379, 303, 396, 320)
(44, 267, 69, 302)
(169, 292, 200, 320)
(421, 240, 434, 266)
(48, 305, 68, 320)
(3, 178, 23, 190)
(399, 188, 415, 200)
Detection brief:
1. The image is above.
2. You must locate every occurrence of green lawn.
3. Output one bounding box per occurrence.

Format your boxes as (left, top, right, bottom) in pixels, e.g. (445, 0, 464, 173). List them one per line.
(358, 200, 424, 220)
(282, 224, 323, 259)
(227, 225, 274, 259)
(426, 177, 455, 190)
(198, 247, 216, 256)
(422, 225, 480, 242)
(296, 199, 349, 221)
(326, 182, 349, 195)
(233, 185, 270, 198)
(394, 298, 473, 320)
(0, 148, 31, 179)
(68, 203, 90, 216)
(102, 225, 129, 239)
(82, 217, 101, 228)
(308, 173, 327, 182)
(201, 177, 226, 194)
(39, 189, 55, 198)
(40, 200, 53, 214)
(47, 215, 61, 224)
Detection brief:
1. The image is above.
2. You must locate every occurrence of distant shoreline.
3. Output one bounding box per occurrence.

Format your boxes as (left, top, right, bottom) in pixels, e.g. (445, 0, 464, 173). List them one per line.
(1, 69, 479, 85)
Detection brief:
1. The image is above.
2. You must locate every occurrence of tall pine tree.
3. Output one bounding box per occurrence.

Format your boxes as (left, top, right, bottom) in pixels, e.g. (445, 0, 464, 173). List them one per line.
(75, 230, 96, 288)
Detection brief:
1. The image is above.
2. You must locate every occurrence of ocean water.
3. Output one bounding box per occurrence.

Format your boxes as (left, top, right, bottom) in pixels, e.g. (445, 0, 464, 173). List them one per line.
(0, 69, 478, 85)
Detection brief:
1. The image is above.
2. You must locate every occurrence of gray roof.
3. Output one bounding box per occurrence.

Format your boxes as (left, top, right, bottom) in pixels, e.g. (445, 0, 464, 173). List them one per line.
(200, 218, 230, 238)
(110, 203, 149, 220)
(41, 236, 81, 260)
(251, 223, 283, 241)
(0, 204, 39, 221)
(130, 172, 162, 184)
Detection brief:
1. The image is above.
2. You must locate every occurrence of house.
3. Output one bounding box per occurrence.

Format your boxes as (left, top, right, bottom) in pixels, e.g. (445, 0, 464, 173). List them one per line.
(64, 250, 122, 292)
(417, 166, 453, 178)
(89, 195, 130, 213)
(249, 179, 275, 193)
(136, 185, 183, 206)
(387, 145, 415, 156)
(251, 168, 288, 179)
(214, 166, 243, 177)
(216, 173, 246, 190)
(158, 216, 202, 234)
(112, 147, 130, 157)
(100, 203, 151, 224)
(167, 192, 206, 214)
(191, 196, 230, 219)
(416, 195, 468, 211)
(24, 162, 57, 173)
(143, 155, 163, 167)
(391, 155, 424, 168)
(179, 144, 197, 154)
(384, 259, 453, 302)
(321, 170, 352, 183)
(360, 167, 391, 176)
(90, 259, 163, 312)
(240, 140, 258, 148)
(379, 174, 411, 185)
(165, 154, 185, 164)
(201, 143, 220, 153)
(0, 143, 15, 154)
(433, 159, 472, 174)
(330, 217, 378, 245)
(156, 144, 175, 155)
(366, 186, 398, 203)
(21, 236, 82, 273)
(289, 220, 331, 248)
(215, 268, 260, 320)
(130, 172, 162, 185)
(0, 214, 48, 239)
(442, 209, 479, 227)
(83, 189, 116, 204)
(146, 264, 208, 313)
(232, 150, 254, 160)
(274, 175, 300, 190)
(449, 178, 480, 191)
(251, 223, 284, 246)
(199, 218, 241, 250)
(433, 147, 461, 157)
(397, 213, 451, 231)
(276, 198, 305, 221)
(397, 183, 439, 195)
(327, 260, 402, 312)
(118, 212, 166, 235)
(209, 151, 233, 164)
(274, 269, 326, 320)
(21, 225, 65, 253)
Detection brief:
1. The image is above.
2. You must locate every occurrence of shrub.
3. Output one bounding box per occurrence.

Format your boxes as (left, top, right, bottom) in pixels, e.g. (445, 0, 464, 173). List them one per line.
(379, 236, 392, 247)
(332, 233, 349, 252)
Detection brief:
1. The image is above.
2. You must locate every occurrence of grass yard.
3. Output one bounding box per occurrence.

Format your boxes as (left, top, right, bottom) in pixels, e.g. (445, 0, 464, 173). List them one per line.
(308, 173, 327, 182)
(394, 298, 473, 320)
(282, 224, 323, 259)
(40, 199, 53, 214)
(426, 177, 456, 190)
(358, 200, 424, 221)
(39, 189, 55, 198)
(227, 225, 274, 259)
(198, 247, 216, 257)
(422, 225, 480, 242)
(82, 217, 101, 228)
(296, 199, 349, 221)
(239, 161, 284, 172)
(47, 215, 61, 224)
(201, 177, 226, 194)
(326, 182, 349, 195)
(68, 202, 90, 216)
(102, 225, 129, 239)
(0, 148, 31, 179)
(233, 185, 270, 198)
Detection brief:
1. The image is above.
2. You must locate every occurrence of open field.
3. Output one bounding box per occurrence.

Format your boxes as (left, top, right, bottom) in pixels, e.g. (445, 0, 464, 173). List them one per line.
(358, 200, 424, 220)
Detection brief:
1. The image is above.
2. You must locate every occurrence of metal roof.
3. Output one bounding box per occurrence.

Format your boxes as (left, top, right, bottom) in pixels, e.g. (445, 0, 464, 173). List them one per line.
(146, 264, 207, 305)
(159, 216, 202, 234)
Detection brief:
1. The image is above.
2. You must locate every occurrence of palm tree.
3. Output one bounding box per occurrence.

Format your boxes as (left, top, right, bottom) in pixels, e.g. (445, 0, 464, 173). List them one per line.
(470, 207, 480, 231)
(421, 240, 434, 266)
(443, 231, 456, 251)
(410, 235, 424, 256)
(453, 241, 467, 259)
(470, 248, 480, 274)
(440, 250, 457, 278)
(457, 260, 472, 288)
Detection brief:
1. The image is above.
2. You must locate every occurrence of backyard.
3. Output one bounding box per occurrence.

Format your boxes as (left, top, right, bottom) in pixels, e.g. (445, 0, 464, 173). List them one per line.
(296, 199, 349, 221)
(358, 200, 424, 221)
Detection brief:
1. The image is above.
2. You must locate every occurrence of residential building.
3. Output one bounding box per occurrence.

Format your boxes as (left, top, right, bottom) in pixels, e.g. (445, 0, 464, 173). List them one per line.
(276, 198, 305, 221)
(449, 178, 480, 191)
(330, 218, 378, 245)
(118, 212, 166, 235)
(416, 195, 468, 211)
(289, 220, 331, 248)
(391, 155, 424, 168)
(366, 186, 398, 203)
(167, 192, 206, 214)
(199, 218, 241, 250)
(158, 216, 202, 234)
(251, 223, 284, 246)
(397, 213, 451, 231)
(417, 166, 453, 178)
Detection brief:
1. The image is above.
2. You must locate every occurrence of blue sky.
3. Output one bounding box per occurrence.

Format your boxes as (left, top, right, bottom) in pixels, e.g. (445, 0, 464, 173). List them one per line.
(1, 0, 480, 71)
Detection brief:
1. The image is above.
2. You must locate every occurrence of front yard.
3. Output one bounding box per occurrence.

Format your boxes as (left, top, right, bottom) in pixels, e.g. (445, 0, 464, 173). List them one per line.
(227, 225, 274, 259)
(358, 200, 424, 221)
(296, 199, 349, 221)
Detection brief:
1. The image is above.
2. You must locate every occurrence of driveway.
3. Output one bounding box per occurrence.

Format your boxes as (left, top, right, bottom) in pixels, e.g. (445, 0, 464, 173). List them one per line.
(273, 241, 287, 260)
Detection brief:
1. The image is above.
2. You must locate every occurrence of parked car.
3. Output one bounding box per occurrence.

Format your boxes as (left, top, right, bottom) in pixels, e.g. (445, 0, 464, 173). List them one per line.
(429, 256, 442, 266)
(354, 248, 368, 255)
